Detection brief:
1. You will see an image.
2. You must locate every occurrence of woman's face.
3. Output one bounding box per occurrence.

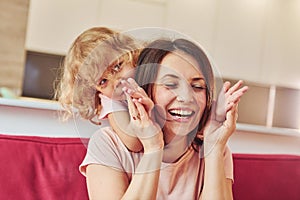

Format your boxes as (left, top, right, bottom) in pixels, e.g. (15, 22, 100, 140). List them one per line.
(153, 50, 207, 143)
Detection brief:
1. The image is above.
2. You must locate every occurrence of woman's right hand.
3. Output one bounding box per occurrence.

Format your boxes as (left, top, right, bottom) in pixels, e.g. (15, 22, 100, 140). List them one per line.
(122, 78, 164, 153)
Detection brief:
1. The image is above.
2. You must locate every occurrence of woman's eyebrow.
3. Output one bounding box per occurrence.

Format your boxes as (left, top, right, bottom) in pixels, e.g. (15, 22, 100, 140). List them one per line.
(161, 74, 180, 79)
(192, 77, 205, 81)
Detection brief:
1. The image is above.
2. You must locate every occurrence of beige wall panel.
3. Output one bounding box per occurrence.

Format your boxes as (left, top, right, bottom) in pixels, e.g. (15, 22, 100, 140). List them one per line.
(0, 0, 29, 92)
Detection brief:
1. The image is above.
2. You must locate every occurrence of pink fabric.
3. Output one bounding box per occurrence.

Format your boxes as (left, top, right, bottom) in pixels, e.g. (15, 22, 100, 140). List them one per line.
(0, 134, 89, 200)
(80, 127, 233, 199)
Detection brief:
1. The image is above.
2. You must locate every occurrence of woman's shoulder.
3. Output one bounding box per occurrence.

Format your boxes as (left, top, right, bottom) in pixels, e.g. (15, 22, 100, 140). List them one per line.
(81, 126, 137, 173)
(91, 126, 118, 139)
(89, 126, 127, 150)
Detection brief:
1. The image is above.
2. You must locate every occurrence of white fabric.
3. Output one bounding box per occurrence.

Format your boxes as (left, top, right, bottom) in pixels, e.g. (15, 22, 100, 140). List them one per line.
(98, 94, 128, 119)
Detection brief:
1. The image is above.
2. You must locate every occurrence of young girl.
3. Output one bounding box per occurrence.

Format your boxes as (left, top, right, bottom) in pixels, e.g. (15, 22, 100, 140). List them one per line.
(55, 27, 144, 152)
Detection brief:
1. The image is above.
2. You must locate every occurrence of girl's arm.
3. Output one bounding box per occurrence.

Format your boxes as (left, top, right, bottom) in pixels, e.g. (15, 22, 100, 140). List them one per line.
(108, 111, 143, 152)
(106, 78, 156, 152)
(97, 92, 143, 152)
(86, 82, 164, 200)
(200, 80, 248, 200)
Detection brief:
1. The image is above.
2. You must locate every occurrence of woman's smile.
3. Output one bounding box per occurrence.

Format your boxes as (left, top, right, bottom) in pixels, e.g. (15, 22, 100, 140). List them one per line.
(168, 107, 196, 122)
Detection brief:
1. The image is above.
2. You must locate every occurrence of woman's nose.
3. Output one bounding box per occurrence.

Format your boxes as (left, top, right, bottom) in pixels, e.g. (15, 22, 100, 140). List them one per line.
(176, 83, 194, 102)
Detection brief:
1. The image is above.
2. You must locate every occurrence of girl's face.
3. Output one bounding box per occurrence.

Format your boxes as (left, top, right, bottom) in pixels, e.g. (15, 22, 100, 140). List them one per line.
(97, 61, 135, 100)
(153, 51, 207, 143)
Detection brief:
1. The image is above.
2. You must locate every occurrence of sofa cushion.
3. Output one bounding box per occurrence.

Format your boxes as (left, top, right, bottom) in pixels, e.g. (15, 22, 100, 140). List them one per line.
(0, 134, 89, 200)
(233, 153, 300, 200)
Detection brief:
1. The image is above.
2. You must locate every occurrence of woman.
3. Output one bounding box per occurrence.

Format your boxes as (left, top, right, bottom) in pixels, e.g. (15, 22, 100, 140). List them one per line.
(80, 38, 248, 199)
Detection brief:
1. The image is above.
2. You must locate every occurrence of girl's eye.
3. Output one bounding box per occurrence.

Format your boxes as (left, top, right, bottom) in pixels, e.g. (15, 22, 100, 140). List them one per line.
(113, 63, 122, 72)
(99, 79, 108, 86)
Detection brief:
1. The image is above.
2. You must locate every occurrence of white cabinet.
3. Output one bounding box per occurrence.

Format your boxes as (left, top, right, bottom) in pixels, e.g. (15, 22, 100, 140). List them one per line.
(211, 0, 268, 83)
(25, 0, 166, 54)
(25, 0, 101, 54)
(165, 0, 300, 89)
(261, 0, 300, 89)
(25, 0, 300, 88)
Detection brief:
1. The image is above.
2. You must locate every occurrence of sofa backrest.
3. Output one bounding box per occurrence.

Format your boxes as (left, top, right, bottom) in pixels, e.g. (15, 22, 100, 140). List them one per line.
(233, 153, 300, 200)
(1, 134, 299, 200)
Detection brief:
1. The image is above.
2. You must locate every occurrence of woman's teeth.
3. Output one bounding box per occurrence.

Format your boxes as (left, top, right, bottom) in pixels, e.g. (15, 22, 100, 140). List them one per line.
(169, 109, 194, 117)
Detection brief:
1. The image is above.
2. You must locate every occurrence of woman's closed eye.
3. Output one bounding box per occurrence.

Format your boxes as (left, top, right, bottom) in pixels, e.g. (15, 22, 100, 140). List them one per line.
(164, 81, 179, 89)
(192, 83, 207, 91)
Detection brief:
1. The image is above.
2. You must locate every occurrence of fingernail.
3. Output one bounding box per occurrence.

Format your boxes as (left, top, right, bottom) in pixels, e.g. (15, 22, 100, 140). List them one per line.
(133, 116, 136, 120)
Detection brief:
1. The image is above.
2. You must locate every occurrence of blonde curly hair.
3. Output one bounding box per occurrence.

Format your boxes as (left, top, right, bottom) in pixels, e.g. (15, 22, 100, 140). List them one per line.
(55, 27, 142, 122)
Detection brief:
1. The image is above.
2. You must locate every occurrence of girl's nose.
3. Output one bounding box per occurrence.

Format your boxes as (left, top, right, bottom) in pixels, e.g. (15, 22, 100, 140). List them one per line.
(113, 78, 122, 89)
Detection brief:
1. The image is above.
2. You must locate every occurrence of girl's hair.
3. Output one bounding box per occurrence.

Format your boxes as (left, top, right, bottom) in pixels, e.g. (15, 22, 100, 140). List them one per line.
(55, 27, 142, 122)
(135, 38, 214, 147)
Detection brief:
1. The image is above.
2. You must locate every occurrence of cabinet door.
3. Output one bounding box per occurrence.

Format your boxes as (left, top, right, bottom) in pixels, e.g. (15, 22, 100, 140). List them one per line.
(25, 0, 100, 54)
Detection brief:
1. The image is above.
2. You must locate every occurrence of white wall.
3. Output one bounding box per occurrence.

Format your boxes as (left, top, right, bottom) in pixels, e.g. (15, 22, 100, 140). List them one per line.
(0, 98, 99, 138)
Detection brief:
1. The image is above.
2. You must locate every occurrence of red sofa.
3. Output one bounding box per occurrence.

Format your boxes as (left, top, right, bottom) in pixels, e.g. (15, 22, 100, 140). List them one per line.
(233, 154, 300, 200)
(1, 134, 299, 200)
(0, 134, 89, 200)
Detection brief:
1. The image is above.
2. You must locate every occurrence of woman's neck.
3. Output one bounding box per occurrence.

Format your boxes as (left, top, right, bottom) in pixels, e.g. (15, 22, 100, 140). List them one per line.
(162, 135, 189, 163)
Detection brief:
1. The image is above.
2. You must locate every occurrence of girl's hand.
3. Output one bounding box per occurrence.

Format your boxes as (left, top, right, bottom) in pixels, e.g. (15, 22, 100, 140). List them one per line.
(203, 80, 248, 156)
(121, 78, 154, 118)
(122, 78, 164, 153)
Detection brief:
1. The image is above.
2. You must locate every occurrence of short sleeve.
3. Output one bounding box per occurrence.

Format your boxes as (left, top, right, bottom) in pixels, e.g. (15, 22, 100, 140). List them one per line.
(79, 127, 127, 176)
(98, 94, 128, 119)
(223, 145, 234, 181)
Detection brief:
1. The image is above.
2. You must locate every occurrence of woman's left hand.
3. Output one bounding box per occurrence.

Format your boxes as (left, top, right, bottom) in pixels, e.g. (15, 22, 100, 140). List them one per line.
(203, 80, 248, 155)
